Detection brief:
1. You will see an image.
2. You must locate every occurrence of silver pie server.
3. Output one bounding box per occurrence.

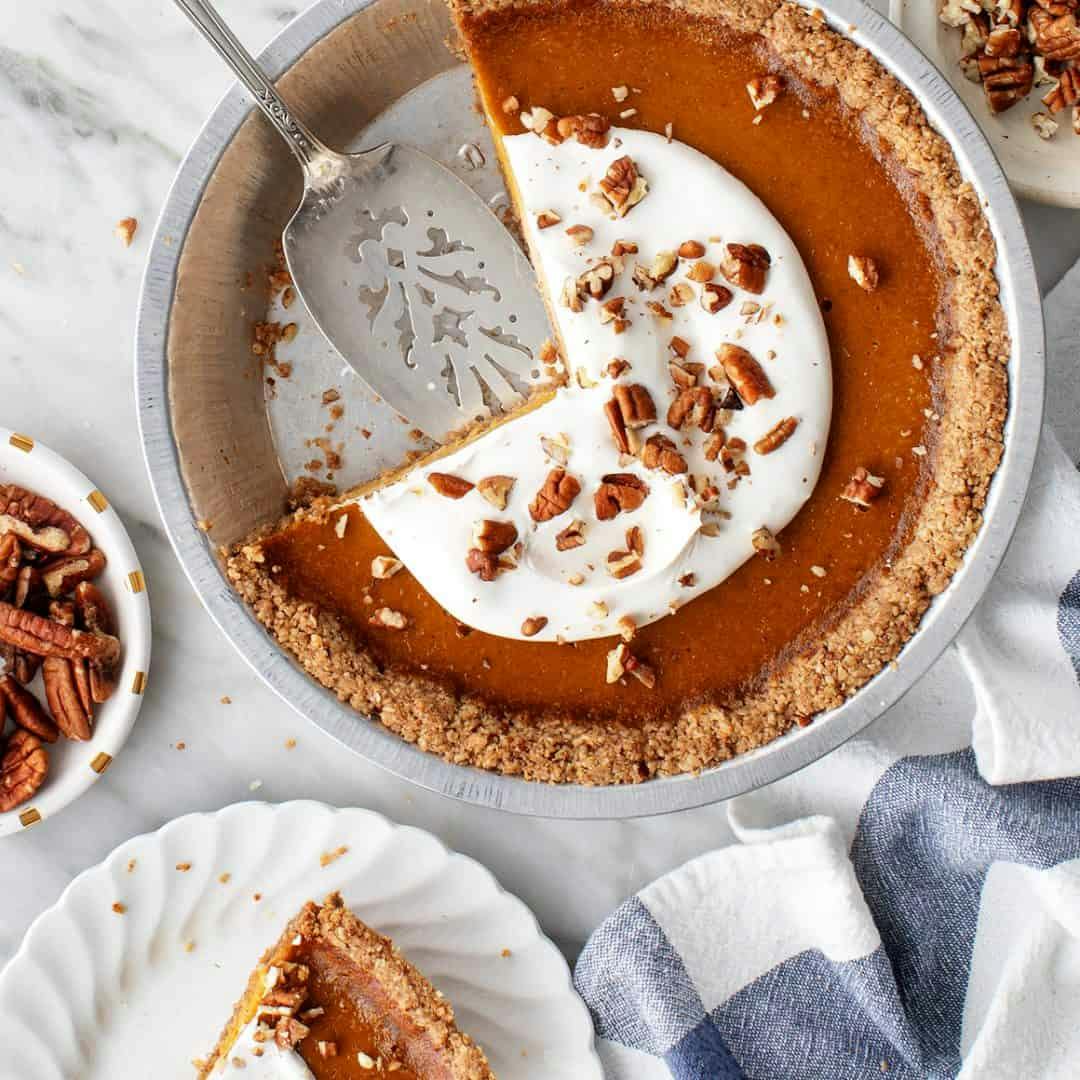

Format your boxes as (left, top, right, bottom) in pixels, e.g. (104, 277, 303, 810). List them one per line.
(175, 0, 551, 442)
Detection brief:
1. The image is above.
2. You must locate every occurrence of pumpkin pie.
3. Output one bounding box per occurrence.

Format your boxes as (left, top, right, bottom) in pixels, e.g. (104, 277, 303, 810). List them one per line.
(226, 0, 1008, 784)
(198, 892, 493, 1079)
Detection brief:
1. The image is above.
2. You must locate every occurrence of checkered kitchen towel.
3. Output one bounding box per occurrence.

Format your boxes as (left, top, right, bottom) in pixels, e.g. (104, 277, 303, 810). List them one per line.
(573, 273, 1080, 1077)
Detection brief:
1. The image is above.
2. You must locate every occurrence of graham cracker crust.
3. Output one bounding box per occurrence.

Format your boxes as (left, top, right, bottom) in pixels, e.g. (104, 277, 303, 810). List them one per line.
(225, 0, 1008, 786)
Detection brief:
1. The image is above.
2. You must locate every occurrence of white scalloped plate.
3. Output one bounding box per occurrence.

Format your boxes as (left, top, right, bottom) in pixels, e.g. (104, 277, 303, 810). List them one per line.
(890, 0, 1080, 207)
(0, 801, 602, 1079)
(0, 426, 152, 838)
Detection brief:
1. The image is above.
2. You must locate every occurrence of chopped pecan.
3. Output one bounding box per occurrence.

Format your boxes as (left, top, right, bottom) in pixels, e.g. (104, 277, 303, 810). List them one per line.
(678, 240, 707, 259)
(667, 387, 716, 432)
(540, 433, 571, 464)
(472, 520, 518, 555)
(521, 616, 548, 637)
(754, 416, 800, 454)
(611, 239, 639, 257)
(555, 519, 587, 551)
(641, 434, 688, 475)
(645, 301, 673, 325)
(747, 74, 785, 110)
(477, 475, 515, 510)
(371, 555, 403, 579)
(701, 282, 734, 313)
(0, 485, 91, 556)
(840, 466, 886, 509)
(427, 472, 474, 499)
(0, 674, 59, 743)
(687, 260, 716, 283)
(606, 357, 631, 378)
(752, 526, 782, 560)
(605, 643, 655, 687)
(716, 344, 774, 405)
(0, 728, 49, 812)
(566, 224, 594, 247)
(560, 276, 585, 312)
(597, 156, 648, 217)
(555, 112, 612, 148)
(720, 243, 771, 294)
(598, 296, 628, 328)
(536, 209, 562, 229)
(669, 359, 703, 391)
(529, 469, 581, 522)
(115, 217, 138, 247)
(1043, 66, 1080, 111)
(985, 25, 1023, 55)
(848, 255, 880, 292)
(369, 607, 408, 630)
(465, 549, 500, 582)
(669, 335, 691, 360)
(0, 535, 19, 599)
(594, 474, 649, 520)
(669, 282, 695, 308)
(605, 549, 643, 579)
(41, 548, 107, 598)
(13, 566, 40, 609)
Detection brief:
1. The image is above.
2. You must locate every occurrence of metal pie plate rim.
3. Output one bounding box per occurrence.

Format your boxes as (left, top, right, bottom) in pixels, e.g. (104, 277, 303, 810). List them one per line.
(135, 0, 1045, 819)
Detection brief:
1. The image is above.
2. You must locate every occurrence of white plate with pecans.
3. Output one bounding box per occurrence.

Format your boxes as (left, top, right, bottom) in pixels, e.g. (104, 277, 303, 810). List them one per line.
(0, 426, 151, 837)
(0, 801, 602, 1079)
(891, 0, 1080, 206)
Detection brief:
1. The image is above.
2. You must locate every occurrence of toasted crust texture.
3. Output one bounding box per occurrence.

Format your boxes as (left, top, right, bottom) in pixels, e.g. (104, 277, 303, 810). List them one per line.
(226, 0, 1008, 785)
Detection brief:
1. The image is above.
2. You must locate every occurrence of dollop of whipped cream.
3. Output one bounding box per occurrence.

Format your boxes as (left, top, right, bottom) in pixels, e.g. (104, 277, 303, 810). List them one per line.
(215, 967, 316, 1079)
(358, 125, 831, 643)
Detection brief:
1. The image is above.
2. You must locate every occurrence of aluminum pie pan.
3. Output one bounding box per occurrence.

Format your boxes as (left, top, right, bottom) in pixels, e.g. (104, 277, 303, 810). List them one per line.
(135, 0, 1044, 819)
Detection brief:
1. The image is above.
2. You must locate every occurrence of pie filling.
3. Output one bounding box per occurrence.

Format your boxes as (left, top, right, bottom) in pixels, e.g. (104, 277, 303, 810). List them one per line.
(225, 0, 1007, 780)
(358, 125, 832, 644)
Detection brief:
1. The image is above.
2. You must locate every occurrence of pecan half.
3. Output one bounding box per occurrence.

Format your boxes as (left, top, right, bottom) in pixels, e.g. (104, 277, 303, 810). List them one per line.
(0, 728, 49, 812)
(74, 582, 119, 703)
(0, 600, 121, 667)
(0, 674, 59, 743)
(720, 243, 771, 294)
(716, 344, 774, 405)
(472, 520, 518, 555)
(613, 384, 657, 430)
(667, 387, 716, 432)
(42, 658, 92, 741)
(977, 53, 1035, 112)
(597, 156, 648, 217)
(1030, 7, 1080, 62)
(594, 474, 649, 520)
(641, 434, 688, 475)
(754, 416, 800, 454)
(41, 548, 107, 599)
(427, 472, 474, 499)
(840, 466, 886, 509)
(0, 484, 90, 556)
(529, 469, 581, 522)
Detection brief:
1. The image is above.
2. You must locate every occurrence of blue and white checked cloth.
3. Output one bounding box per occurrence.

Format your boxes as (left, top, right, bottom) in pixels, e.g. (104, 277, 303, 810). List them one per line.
(573, 268, 1080, 1078)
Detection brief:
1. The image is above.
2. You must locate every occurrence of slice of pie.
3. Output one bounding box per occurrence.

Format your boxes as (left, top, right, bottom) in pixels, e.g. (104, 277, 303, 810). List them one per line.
(226, 0, 1008, 784)
(198, 893, 493, 1079)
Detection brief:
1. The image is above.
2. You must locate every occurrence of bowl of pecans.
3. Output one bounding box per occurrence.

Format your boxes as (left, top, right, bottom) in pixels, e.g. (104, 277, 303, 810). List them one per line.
(0, 427, 151, 836)
(892, 0, 1080, 206)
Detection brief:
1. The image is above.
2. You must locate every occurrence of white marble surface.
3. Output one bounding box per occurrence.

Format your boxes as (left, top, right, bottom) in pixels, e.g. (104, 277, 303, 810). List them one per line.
(1, 0, 1078, 978)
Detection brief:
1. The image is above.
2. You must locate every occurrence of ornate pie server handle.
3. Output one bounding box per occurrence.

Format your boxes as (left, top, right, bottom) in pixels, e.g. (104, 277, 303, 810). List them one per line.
(173, 0, 335, 174)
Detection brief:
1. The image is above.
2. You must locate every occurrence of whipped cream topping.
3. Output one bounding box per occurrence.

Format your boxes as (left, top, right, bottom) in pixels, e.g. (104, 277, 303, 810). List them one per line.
(359, 125, 831, 643)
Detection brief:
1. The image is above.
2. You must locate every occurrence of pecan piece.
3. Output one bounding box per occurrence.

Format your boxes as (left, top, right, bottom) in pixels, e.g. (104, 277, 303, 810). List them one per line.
(848, 255, 880, 292)
(720, 243, 771, 294)
(716, 344, 774, 405)
(605, 643, 656, 687)
(578, 258, 618, 301)
(521, 616, 548, 637)
(597, 155, 648, 217)
(0, 515, 70, 555)
(613, 384, 657, 430)
(840, 466, 886, 509)
(0, 674, 59, 743)
(751, 526, 782, 560)
(466, 548, 501, 582)
(747, 74, 785, 110)
(536, 209, 562, 229)
(605, 549, 643, 579)
(701, 282, 734, 313)
(74, 582, 119, 703)
(556, 112, 612, 148)
(41, 548, 107, 599)
(678, 240, 706, 259)
(641, 434, 688, 475)
(529, 469, 581, 522)
(427, 472, 474, 499)
(0, 484, 91, 556)
(594, 474, 649, 520)
(754, 416, 800, 454)
(1030, 7, 1080, 62)
(472, 520, 518, 555)
(0, 728, 49, 812)
(977, 53, 1034, 112)
(0, 535, 19, 599)
(369, 607, 408, 630)
(667, 387, 716, 432)
(555, 519, 587, 551)
(477, 475, 515, 510)
(566, 224, 594, 247)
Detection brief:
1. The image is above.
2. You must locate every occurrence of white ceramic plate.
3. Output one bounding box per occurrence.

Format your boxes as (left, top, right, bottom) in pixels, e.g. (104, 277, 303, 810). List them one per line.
(0, 426, 152, 838)
(0, 801, 603, 1079)
(890, 0, 1080, 206)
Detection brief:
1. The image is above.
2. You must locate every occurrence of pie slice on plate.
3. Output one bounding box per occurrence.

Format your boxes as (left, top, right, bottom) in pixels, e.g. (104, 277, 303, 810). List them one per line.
(199, 892, 493, 1079)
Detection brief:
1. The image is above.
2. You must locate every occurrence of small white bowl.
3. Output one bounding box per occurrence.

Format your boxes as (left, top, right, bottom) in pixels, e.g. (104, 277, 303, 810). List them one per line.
(0, 427, 152, 838)
(890, 0, 1080, 207)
